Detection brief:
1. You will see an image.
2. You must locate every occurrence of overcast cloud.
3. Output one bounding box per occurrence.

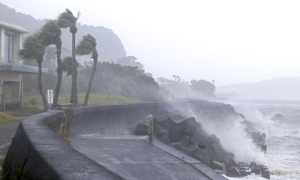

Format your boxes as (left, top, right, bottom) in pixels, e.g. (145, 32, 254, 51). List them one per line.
(2, 0, 300, 86)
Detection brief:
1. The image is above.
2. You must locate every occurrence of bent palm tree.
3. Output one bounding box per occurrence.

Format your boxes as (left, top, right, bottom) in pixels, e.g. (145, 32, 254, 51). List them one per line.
(40, 20, 62, 108)
(19, 33, 48, 109)
(58, 9, 80, 104)
(76, 34, 98, 106)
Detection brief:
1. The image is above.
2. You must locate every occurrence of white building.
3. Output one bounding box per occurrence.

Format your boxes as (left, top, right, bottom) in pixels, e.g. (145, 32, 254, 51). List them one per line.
(0, 21, 47, 109)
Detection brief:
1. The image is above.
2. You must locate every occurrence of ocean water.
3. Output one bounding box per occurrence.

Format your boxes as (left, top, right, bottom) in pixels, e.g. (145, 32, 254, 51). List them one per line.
(223, 99, 300, 180)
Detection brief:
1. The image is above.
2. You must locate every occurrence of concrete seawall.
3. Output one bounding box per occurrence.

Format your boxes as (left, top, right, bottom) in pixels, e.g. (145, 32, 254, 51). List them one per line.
(2, 110, 125, 180)
(2, 100, 229, 180)
(69, 101, 197, 136)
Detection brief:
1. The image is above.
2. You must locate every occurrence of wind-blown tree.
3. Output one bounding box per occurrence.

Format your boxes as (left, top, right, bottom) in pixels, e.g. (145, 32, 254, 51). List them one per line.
(19, 33, 48, 109)
(40, 20, 62, 108)
(76, 34, 98, 106)
(58, 9, 80, 104)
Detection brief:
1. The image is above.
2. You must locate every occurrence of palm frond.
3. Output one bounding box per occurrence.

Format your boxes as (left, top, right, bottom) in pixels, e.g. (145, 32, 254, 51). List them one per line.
(40, 20, 61, 46)
(76, 11, 81, 22)
(76, 34, 96, 55)
(57, 8, 77, 28)
(19, 33, 44, 60)
(62, 56, 79, 76)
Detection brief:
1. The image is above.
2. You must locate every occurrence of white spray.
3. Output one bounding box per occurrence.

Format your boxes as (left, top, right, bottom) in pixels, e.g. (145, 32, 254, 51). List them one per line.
(234, 104, 273, 137)
(188, 103, 270, 164)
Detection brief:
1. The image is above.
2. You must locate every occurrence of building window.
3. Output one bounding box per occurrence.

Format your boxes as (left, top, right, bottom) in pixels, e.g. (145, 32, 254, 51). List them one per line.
(4, 33, 14, 63)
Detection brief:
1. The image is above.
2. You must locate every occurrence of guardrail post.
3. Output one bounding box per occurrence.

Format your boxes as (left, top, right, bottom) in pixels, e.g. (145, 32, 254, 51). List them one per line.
(147, 115, 153, 141)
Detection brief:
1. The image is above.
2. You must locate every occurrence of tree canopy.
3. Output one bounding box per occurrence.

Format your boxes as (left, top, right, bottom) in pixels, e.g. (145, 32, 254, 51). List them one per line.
(62, 56, 78, 76)
(190, 80, 215, 96)
(39, 20, 61, 46)
(76, 34, 97, 55)
(19, 33, 44, 62)
(80, 62, 161, 102)
(57, 9, 79, 28)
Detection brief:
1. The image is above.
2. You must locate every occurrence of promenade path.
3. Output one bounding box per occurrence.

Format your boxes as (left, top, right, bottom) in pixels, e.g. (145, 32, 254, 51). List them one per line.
(71, 134, 227, 180)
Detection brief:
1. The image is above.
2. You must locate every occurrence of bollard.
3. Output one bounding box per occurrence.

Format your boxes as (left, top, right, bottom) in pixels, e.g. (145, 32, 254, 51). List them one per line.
(60, 115, 67, 135)
(147, 115, 153, 140)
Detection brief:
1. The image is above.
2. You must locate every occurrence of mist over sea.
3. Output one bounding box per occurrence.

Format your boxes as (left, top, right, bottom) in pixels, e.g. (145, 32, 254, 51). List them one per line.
(223, 99, 300, 180)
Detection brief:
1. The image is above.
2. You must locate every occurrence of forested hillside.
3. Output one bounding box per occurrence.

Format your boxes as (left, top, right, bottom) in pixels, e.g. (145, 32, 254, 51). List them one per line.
(23, 62, 162, 102)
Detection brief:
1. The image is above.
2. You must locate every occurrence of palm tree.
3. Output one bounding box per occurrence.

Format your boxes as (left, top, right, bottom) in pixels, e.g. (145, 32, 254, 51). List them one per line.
(40, 20, 62, 108)
(19, 33, 48, 109)
(62, 56, 74, 77)
(76, 34, 98, 106)
(57, 9, 80, 104)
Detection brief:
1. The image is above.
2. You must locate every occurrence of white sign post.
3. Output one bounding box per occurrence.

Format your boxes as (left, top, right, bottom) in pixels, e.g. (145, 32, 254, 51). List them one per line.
(47, 90, 53, 104)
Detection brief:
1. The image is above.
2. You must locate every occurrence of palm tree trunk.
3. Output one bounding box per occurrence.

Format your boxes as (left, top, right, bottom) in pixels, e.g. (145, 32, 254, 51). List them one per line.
(52, 38, 62, 108)
(37, 61, 48, 109)
(84, 58, 97, 106)
(70, 32, 78, 104)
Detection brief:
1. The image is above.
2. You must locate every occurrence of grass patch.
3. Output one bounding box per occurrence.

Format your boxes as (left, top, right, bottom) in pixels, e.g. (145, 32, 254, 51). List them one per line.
(0, 112, 18, 122)
(23, 93, 140, 109)
(1, 93, 140, 116)
(6, 107, 42, 117)
(60, 132, 73, 146)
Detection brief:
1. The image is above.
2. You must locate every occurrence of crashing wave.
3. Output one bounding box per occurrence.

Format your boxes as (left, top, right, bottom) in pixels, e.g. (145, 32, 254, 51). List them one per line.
(136, 102, 271, 179)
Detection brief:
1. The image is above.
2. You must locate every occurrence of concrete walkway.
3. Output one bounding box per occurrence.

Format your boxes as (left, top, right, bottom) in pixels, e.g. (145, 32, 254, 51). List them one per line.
(72, 135, 226, 180)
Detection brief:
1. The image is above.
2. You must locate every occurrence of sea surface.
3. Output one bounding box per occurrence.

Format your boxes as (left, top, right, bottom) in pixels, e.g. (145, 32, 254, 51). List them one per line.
(223, 99, 300, 180)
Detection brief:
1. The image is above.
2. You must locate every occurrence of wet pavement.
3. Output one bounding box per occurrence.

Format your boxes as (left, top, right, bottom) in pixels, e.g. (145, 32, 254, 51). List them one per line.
(71, 134, 215, 180)
(0, 119, 21, 176)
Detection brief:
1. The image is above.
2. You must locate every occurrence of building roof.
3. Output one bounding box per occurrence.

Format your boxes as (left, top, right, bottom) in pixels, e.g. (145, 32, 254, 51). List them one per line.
(0, 20, 30, 33)
(0, 63, 48, 74)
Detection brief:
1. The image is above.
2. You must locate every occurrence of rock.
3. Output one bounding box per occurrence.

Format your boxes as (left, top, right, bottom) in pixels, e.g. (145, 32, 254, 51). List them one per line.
(226, 166, 241, 177)
(249, 162, 260, 174)
(260, 165, 270, 179)
(136, 122, 148, 135)
(137, 107, 271, 179)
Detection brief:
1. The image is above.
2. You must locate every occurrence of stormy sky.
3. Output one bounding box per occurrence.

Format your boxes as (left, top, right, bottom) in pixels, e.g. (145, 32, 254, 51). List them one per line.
(2, 0, 300, 86)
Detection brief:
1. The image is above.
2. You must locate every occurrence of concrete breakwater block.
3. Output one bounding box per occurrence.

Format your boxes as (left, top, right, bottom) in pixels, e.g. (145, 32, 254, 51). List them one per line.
(137, 110, 240, 177)
(136, 108, 270, 179)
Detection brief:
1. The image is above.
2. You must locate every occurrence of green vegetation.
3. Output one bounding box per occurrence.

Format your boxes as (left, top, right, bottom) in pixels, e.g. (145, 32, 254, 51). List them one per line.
(14, 9, 161, 112)
(40, 20, 63, 108)
(18, 33, 48, 109)
(58, 9, 81, 104)
(80, 62, 162, 102)
(20, 61, 160, 111)
(1, 157, 33, 180)
(60, 132, 73, 146)
(190, 79, 216, 96)
(157, 77, 216, 98)
(22, 93, 139, 109)
(76, 34, 98, 105)
(0, 112, 18, 122)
